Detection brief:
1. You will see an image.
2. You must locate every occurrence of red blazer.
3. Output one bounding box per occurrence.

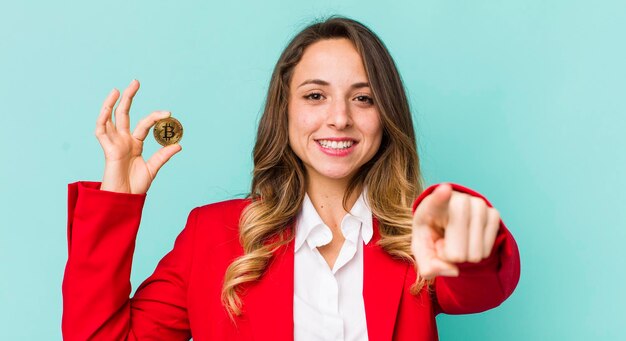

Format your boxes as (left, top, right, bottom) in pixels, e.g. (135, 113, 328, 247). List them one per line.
(62, 181, 520, 341)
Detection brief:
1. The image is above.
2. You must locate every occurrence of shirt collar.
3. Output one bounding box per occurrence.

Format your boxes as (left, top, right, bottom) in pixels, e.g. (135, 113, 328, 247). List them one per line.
(294, 191, 373, 253)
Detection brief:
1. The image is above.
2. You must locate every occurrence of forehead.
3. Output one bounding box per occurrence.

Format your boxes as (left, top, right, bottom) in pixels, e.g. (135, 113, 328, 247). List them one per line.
(290, 38, 369, 87)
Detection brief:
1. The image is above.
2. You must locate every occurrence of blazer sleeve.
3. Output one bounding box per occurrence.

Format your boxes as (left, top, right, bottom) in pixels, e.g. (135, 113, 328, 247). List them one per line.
(62, 181, 194, 341)
(412, 183, 521, 315)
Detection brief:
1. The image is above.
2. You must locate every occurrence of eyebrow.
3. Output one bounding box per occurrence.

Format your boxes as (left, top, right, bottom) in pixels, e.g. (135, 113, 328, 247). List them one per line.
(297, 79, 370, 89)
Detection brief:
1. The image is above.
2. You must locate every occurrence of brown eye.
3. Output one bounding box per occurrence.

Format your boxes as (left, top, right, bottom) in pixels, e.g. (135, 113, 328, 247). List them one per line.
(356, 95, 374, 104)
(305, 92, 323, 101)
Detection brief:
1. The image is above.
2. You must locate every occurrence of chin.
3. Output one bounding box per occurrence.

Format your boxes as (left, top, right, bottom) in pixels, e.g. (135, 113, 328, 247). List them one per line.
(316, 167, 359, 181)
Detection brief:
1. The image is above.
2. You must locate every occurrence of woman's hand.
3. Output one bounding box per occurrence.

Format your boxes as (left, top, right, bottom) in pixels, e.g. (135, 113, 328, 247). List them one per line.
(96, 79, 182, 194)
(411, 184, 501, 279)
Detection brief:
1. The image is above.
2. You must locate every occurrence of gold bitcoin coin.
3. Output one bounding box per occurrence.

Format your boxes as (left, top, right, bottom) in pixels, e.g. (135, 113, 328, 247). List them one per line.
(153, 117, 183, 146)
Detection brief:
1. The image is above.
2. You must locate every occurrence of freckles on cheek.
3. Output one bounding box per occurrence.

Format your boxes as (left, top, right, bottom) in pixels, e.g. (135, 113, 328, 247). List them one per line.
(301, 116, 315, 128)
(294, 114, 314, 132)
(288, 113, 309, 145)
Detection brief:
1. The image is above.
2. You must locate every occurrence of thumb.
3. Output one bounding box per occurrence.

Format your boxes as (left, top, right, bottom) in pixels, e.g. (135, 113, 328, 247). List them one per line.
(413, 233, 460, 279)
(146, 144, 182, 178)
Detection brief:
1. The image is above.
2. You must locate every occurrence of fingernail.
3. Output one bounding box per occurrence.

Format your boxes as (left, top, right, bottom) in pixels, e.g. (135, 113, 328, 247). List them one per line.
(439, 269, 459, 277)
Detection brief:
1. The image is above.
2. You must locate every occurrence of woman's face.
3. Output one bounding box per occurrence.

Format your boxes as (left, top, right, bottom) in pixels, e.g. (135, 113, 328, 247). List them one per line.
(288, 38, 383, 185)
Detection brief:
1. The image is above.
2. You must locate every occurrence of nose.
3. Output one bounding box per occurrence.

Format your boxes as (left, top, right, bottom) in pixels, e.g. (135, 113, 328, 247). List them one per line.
(326, 98, 352, 130)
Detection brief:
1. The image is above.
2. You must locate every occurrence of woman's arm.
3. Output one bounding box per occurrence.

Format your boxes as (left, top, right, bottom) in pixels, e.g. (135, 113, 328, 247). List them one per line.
(62, 80, 190, 339)
(62, 181, 195, 340)
(412, 183, 521, 315)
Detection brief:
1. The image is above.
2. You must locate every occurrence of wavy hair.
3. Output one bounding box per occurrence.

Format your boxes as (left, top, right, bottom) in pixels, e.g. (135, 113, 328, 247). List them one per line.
(221, 16, 425, 319)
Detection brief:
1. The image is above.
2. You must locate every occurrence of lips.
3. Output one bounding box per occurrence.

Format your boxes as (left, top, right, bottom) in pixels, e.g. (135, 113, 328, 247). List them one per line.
(316, 139, 355, 150)
(314, 138, 358, 156)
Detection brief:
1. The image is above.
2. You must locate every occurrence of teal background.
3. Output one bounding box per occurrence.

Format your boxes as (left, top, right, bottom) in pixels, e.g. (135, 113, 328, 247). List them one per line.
(1, 0, 625, 339)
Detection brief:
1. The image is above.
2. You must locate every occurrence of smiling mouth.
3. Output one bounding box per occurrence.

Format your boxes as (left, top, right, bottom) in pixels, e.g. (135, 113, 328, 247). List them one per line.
(316, 139, 356, 150)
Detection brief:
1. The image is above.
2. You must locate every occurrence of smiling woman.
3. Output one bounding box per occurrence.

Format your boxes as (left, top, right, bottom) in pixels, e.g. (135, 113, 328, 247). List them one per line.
(62, 16, 520, 341)
(288, 38, 383, 185)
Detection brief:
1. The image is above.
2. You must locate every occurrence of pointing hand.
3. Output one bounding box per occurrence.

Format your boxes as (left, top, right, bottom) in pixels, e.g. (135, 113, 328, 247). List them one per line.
(411, 184, 501, 279)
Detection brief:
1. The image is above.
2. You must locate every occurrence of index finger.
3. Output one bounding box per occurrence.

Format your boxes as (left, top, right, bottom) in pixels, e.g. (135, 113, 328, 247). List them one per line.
(413, 183, 453, 228)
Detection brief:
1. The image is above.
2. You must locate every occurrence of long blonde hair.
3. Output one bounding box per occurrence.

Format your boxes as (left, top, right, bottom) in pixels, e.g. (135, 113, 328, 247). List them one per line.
(221, 16, 425, 318)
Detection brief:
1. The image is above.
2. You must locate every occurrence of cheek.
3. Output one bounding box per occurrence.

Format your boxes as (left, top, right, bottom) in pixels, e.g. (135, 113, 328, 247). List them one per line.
(370, 132, 383, 156)
(358, 115, 383, 146)
(288, 112, 311, 155)
(289, 110, 317, 139)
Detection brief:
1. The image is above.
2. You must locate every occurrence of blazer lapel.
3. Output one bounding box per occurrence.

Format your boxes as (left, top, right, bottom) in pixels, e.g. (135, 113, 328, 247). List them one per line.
(243, 232, 295, 340)
(243, 219, 409, 341)
(363, 218, 410, 340)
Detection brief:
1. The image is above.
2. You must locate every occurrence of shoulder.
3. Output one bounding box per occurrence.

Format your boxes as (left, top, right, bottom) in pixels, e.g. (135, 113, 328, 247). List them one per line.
(192, 198, 251, 224)
(194, 198, 251, 219)
(189, 198, 251, 239)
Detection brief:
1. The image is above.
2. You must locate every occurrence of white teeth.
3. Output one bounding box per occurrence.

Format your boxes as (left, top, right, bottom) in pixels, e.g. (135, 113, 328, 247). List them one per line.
(318, 139, 354, 149)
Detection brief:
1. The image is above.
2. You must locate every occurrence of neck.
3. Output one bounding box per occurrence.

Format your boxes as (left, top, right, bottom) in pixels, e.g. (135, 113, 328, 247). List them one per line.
(306, 173, 362, 231)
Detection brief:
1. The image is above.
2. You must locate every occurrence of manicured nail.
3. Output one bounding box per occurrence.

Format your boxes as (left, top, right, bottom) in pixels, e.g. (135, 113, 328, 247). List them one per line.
(439, 269, 459, 277)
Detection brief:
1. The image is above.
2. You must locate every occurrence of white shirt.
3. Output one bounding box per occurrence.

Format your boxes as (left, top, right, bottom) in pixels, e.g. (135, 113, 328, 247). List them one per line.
(294, 192, 373, 341)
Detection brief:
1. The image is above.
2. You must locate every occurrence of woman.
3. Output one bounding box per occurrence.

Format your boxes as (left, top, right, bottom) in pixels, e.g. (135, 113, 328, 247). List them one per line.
(63, 16, 520, 340)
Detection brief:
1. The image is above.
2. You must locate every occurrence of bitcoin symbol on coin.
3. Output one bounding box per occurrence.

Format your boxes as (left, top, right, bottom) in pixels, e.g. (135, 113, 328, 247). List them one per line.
(162, 123, 175, 141)
(153, 117, 183, 146)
